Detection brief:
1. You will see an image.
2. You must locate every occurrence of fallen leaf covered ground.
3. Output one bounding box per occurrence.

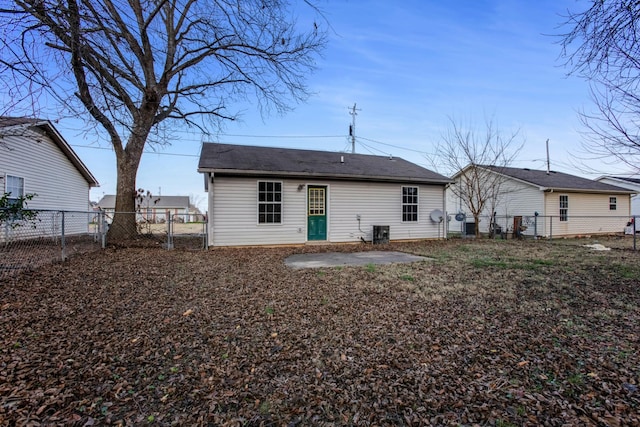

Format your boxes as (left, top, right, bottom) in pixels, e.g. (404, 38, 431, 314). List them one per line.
(1, 238, 639, 426)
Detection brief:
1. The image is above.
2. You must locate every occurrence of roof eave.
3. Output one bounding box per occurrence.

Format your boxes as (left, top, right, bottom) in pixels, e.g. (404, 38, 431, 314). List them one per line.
(543, 187, 634, 194)
(198, 168, 453, 185)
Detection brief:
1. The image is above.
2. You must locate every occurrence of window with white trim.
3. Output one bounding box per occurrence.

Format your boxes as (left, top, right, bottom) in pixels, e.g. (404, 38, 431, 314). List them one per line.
(559, 195, 568, 222)
(609, 196, 617, 211)
(402, 186, 418, 222)
(6, 175, 24, 203)
(258, 181, 282, 224)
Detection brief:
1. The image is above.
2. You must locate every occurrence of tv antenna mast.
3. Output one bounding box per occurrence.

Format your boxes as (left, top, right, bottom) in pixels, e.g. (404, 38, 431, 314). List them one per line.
(348, 103, 361, 153)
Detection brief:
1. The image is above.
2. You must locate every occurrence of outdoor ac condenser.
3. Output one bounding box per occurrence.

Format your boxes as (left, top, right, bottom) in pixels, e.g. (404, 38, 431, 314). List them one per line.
(373, 225, 390, 244)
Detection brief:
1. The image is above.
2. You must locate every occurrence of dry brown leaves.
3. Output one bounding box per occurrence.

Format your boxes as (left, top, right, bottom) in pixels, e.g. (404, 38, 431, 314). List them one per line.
(1, 239, 639, 426)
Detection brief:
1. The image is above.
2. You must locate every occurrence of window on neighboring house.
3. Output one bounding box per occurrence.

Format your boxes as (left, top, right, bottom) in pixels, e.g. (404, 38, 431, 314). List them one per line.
(6, 175, 24, 203)
(609, 196, 617, 211)
(402, 186, 418, 222)
(258, 181, 282, 224)
(559, 195, 568, 221)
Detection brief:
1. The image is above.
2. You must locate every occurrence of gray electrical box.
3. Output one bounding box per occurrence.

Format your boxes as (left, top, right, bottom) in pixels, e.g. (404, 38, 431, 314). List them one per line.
(373, 225, 390, 244)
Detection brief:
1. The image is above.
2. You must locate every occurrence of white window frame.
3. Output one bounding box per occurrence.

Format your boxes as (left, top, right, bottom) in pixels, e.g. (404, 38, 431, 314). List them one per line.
(257, 181, 283, 225)
(5, 175, 25, 202)
(609, 196, 617, 211)
(559, 195, 568, 222)
(402, 186, 419, 222)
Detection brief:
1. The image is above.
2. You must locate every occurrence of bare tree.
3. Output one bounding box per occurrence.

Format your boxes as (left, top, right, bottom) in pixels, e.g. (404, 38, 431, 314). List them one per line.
(0, 0, 327, 240)
(558, 1, 640, 172)
(430, 116, 522, 237)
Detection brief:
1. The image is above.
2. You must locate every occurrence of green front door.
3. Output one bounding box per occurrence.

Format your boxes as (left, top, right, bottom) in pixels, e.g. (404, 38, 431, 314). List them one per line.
(307, 186, 327, 241)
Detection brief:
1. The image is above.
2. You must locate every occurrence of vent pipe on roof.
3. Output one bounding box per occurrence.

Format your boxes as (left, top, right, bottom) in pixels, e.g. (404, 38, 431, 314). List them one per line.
(340, 155, 344, 163)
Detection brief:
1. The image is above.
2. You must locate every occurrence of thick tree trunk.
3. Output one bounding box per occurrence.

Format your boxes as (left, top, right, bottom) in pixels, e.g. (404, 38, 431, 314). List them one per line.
(106, 132, 147, 242)
(107, 162, 138, 241)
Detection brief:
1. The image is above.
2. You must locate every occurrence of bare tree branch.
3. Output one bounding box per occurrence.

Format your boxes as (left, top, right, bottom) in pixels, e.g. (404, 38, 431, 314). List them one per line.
(0, 0, 327, 240)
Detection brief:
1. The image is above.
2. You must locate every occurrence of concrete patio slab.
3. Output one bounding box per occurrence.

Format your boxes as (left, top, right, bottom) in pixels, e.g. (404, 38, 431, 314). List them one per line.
(284, 251, 431, 269)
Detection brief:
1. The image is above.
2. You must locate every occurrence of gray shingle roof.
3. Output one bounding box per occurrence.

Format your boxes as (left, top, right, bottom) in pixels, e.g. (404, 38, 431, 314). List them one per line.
(482, 165, 633, 193)
(198, 143, 452, 184)
(97, 195, 189, 209)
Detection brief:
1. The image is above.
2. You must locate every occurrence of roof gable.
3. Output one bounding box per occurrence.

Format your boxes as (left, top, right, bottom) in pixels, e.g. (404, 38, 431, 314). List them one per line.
(198, 143, 451, 184)
(0, 117, 99, 187)
(465, 165, 634, 194)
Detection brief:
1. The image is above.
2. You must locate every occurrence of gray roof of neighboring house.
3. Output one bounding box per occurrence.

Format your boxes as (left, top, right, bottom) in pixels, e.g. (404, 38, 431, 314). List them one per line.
(198, 143, 452, 184)
(478, 165, 633, 194)
(97, 195, 189, 209)
(0, 116, 99, 186)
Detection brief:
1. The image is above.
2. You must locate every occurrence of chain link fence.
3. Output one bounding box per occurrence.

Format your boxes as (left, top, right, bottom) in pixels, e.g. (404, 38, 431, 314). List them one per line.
(1, 209, 104, 281)
(102, 211, 207, 250)
(446, 213, 639, 248)
(1, 209, 207, 281)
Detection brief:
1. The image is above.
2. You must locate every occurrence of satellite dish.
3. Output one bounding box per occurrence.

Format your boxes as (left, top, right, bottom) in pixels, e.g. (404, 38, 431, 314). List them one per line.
(455, 212, 466, 222)
(430, 209, 444, 223)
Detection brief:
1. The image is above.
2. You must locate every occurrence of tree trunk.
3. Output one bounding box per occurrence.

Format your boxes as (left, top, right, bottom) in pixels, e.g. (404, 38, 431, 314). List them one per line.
(107, 132, 147, 242)
(473, 213, 481, 238)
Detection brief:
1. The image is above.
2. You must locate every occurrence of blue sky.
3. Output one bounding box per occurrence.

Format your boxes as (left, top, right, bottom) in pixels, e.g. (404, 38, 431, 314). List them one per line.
(51, 0, 626, 210)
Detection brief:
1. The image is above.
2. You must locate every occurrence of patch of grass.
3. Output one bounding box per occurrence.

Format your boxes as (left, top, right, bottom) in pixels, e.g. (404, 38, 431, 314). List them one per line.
(265, 305, 275, 315)
(400, 274, 415, 282)
(365, 263, 376, 273)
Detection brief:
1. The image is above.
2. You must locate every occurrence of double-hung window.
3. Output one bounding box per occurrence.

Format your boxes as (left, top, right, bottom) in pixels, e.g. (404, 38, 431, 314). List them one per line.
(609, 196, 617, 211)
(6, 175, 24, 204)
(402, 186, 418, 222)
(258, 181, 282, 224)
(559, 195, 568, 222)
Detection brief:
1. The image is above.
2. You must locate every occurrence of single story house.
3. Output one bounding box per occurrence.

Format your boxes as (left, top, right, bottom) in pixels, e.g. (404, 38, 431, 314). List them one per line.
(447, 165, 634, 237)
(0, 117, 99, 239)
(97, 194, 190, 222)
(197, 143, 453, 247)
(596, 176, 640, 217)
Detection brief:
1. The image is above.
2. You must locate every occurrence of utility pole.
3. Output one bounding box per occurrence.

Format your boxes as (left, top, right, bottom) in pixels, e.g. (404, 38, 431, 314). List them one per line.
(348, 103, 361, 153)
(546, 139, 550, 175)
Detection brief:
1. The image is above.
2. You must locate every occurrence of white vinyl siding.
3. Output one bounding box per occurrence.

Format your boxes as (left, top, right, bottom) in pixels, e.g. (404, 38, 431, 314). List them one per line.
(207, 177, 446, 246)
(446, 171, 544, 235)
(0, 126, 93, 236)
(596, 177, 640, 216)
(0, 127, 91, 212)
(544, 192, 630, 236)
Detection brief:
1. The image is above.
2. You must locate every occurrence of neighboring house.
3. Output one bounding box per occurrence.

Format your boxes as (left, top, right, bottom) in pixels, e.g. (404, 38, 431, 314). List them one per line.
(97, 194, 190, 222)
(0, 117, 99, 237)
(596, 176, 640, 217)
(447, 165, 634, 237)
(197, 143, 452, 247)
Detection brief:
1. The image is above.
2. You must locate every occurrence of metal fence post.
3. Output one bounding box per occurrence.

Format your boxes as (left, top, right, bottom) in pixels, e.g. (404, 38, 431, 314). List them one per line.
(167, 215, 174, 250)
(61, 211, 66, 261)
(549, 216, 553, 239)
(634, 215, 637, 251)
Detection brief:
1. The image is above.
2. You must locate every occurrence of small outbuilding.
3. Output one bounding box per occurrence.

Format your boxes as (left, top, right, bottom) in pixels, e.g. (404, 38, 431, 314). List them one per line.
(198, 143, 452, 247)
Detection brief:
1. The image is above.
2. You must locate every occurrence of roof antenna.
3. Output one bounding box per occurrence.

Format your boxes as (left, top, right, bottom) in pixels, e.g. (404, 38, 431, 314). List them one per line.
(546, 139, 550, 175)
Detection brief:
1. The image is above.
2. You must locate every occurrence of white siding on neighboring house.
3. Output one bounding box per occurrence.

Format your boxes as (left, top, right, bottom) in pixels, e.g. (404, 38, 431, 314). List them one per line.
(597, 177, 640, 217)
(1, 127, 91, 211)
(543, 192, 630, 236)
(208, 176, 446, 247)
(446, 172, 544, 234)
(1, 126, 93, 237)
